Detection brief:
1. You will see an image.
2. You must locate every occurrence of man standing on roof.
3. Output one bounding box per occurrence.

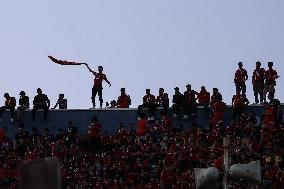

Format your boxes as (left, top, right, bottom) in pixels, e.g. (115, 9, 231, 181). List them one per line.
(252, 61, 265, 104)
(86, 65, 111, 108)
(263, 62, 279, 103)
(234, 62, 248, 95)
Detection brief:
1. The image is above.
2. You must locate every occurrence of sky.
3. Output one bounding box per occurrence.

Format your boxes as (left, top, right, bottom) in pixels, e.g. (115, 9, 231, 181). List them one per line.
(0, 0, 284, 108)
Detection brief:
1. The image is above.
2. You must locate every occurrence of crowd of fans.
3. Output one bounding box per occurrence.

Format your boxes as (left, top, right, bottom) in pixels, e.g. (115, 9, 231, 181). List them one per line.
(0, 61, 282, 188)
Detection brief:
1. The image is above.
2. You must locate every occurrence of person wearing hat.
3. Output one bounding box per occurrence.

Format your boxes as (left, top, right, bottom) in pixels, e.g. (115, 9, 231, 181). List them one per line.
(252, 62, 265, 104)
(17, 91, 29, 121)
(117, 88, 131, 108)
(234, 62, 248, 96)
(263, 62, 279, 103)
(53, 94, 67, 109)
(172, 87, 184, 118)
(155, 88, 169, 114)
(32, 88, 50, 121)
(0, 93, 16, 122)
(183, 84, 198, 119)
(138, 89, 156, 120)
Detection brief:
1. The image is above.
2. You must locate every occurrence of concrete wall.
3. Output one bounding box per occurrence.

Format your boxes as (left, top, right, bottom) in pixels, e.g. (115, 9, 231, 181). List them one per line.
(0, 105, 282, 139)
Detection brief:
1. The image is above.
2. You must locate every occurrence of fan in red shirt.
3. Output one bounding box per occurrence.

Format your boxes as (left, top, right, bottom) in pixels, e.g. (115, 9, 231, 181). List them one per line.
(209, 94, 227, 128)
(155, 88, 169, 114)
(0, 93, 16, 122)
(234, 62, 248, 95)
(117, 88, 131, 108)
(231, 90, 249, 121)
(138, 89, 157, 121)
(263, 62, 279, 102)
(86, 65, 111, 108)
(210, 88, 221, 107)
(197, 86, 210, 107)
(87, 116, 102, 153)
(252, 61, 265, 104)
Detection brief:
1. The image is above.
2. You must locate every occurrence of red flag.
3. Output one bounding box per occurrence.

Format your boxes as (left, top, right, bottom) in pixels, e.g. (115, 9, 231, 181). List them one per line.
(48, 56, 83, 65)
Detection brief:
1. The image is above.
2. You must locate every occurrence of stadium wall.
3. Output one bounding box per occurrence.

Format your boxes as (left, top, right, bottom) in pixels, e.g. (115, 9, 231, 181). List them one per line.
(0, 105, 281, 138)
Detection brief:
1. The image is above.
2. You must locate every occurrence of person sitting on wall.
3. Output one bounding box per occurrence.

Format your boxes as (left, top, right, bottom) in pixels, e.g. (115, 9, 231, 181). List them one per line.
(172, 87, 184, 119)
(52, 94, 67, 109)
(183, 84, 198, 119)
(32, 88, 50, 121)
(232, 89, 249, 121)
(117, 88, 131, 108)
(0, 93, 16, 122)
(17, 91, 29, 121)
(156, 88, 169, 114)
(197, 86, 210, 107)
(138, 89, 156, 121)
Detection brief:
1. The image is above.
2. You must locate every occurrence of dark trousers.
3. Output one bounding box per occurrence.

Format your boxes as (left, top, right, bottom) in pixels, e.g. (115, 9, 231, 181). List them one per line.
(92, 85, 103, 107)
(0, 106, 15, 119)
(138, 104, 157, 118)
(236, 83, 246, 95)
(253, 82, 264, 103)
(32, 105, 48, 121)
(183, 103, 196, 117)
(232, 107, 243, 121)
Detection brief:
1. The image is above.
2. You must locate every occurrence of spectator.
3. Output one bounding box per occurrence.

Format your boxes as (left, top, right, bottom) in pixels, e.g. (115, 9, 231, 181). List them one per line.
(197, 86, 210, 107)
(17, 91, 29, 121)
(252, 61, 265, 104)
(234, 62, 248, 95)
(209, 94, 227, 128)
(231, 90, 249, 121)
(138, 89, 156, 121)
(0, 93, 16, 122)
(14, 124, 29, 157)
(53, 94, 67, 109)
(87, 116, 102, 153)
(155, 88, 169, 114)
(210, 88, 221, 107)
(86, 65, 111, 108)
(183, 84, 198, 119)
(172, 87, 184, 118)
(32, 88, 50, 121)
(263, 62, 279, 103)
(117, 88, 131, 108)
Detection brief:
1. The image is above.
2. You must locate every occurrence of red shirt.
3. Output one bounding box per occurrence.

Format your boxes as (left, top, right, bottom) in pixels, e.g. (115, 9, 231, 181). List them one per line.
(94, 73, 107, 86)
(265, 69, 278, 84)
(232, 94, 245, 108)
(198, 90, 210, 104)
(5, 97, 16, 107)
(137, 119, 147, 136)
(117, 94, 131, 108)
(88, 122, 102, 138)
(252, 68, 265, 84)
(143, 94, 155, 105)
(234, 68, 248, 84)
(156, 94, 169, 107)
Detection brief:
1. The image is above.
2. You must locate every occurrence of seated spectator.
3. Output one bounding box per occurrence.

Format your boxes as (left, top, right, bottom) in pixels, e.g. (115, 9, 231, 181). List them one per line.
(197, 86, 210, 107)
(210, 88, 221, 107)
(172, 87, 184, 118)
(138, 89, 156, 121)
(0, 93, 16, 122)
(117, 88, 131, 108)
(183, 84, 198, 119)
(17, 91, 29, 121)
(14, 124, 29, 158)
(32, 88, 50, 121)
(52, 94, 67, 109)
(209, 94, 227, 128)
(156, 88, 169, 114)
(231, 89, 249, 121)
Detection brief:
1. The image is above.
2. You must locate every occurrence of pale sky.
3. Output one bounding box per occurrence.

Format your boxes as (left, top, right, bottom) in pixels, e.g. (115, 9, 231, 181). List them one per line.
(0, 0, 284, 108)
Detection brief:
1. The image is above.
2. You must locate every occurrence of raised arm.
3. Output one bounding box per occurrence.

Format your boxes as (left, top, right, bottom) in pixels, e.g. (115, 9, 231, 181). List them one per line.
(85, 64, 97, 76)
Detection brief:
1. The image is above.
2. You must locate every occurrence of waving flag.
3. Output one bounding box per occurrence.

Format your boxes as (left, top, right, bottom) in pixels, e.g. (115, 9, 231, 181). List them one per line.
(48, 56, 86, 66)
